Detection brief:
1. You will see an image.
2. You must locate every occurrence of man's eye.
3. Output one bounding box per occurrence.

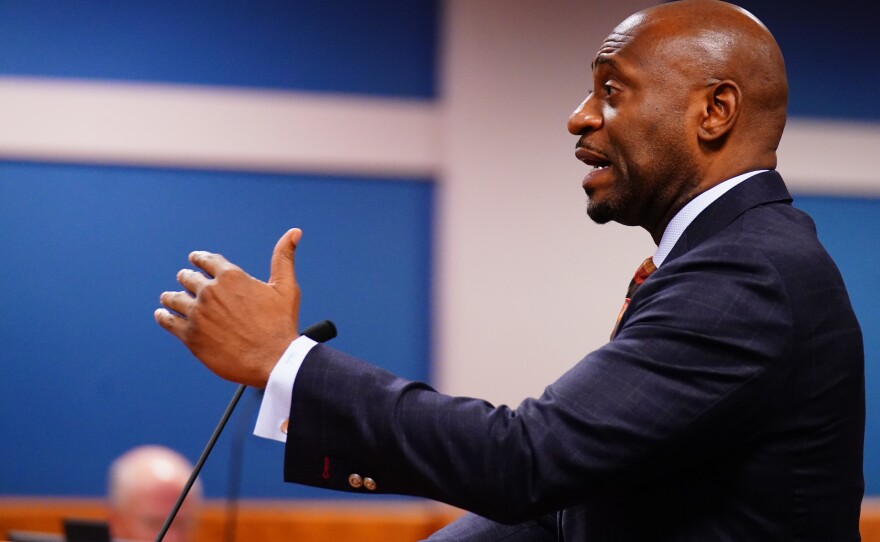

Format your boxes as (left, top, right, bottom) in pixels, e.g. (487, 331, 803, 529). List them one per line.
(604, 84, 616, 96)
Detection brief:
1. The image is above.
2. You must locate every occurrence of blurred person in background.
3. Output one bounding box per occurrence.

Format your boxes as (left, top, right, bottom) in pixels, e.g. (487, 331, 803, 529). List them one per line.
(107, 445, 202, 542)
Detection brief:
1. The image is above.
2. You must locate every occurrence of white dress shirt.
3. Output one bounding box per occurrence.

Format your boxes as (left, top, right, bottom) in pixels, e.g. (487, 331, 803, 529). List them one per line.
(254, 169, 768, 442)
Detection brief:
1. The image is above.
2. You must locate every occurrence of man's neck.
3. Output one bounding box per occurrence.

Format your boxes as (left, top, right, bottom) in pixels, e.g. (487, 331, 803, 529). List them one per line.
(653, 170, 768, 267)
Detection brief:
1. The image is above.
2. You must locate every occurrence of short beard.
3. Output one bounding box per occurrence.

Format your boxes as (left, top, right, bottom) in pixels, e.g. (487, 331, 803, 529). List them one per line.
(586, 198, 615, 224)
(584, 173, 637, 225)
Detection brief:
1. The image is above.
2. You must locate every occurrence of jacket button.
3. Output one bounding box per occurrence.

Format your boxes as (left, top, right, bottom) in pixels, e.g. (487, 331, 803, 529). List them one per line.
(348, 474, 363, 488)
(363, 477, 377, 491)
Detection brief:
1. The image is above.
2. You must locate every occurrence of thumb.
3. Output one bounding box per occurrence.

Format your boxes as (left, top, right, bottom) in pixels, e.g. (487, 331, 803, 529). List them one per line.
(269, 228, 302, 293)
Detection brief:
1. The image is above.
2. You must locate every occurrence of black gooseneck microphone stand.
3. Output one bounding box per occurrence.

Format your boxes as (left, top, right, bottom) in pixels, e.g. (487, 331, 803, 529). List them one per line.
(154, 320, 337, 542)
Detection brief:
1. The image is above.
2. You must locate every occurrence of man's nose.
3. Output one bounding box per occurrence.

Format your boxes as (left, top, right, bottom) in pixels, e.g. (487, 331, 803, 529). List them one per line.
(567, 94, 602, 135)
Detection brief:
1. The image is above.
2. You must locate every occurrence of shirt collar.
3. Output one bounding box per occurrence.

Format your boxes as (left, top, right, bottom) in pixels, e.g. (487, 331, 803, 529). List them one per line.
(653, 170, 767, 267)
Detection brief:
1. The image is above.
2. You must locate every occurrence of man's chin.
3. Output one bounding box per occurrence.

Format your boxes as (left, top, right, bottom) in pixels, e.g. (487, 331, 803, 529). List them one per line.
(586, 201, 615, 225)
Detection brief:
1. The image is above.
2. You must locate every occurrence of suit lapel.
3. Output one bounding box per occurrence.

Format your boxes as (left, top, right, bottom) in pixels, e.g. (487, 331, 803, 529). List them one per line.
(664, 170, 793, 264)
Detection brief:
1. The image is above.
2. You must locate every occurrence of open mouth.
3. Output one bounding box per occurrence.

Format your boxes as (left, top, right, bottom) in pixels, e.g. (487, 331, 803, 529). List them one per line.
(575, 147, 613, 190)
(575, 147, 612, 170)
(574, 147, 611, 168)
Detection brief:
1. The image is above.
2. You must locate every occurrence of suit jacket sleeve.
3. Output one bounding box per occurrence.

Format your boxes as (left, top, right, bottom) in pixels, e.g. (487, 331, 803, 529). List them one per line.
(282, 244, 797, 524)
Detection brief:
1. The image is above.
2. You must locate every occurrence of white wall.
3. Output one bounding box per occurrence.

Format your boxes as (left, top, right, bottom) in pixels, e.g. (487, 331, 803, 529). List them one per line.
(436, 0, 658, 406)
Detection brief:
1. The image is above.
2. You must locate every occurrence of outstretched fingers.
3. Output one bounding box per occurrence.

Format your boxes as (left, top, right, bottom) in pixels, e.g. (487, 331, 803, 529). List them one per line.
(189, 250, 237, 279)
(154, 307, 186, 338)
(159, 290, 195, 317)
(176, 267, 210, 296)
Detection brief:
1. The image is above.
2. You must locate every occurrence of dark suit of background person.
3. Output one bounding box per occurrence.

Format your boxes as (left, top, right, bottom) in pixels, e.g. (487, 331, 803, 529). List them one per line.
(279, 170, 864, 541)
(154, 2, 865, 541)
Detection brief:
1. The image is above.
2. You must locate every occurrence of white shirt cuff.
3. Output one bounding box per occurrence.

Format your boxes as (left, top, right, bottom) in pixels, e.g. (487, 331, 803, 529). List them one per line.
(253, 335, 318, 442)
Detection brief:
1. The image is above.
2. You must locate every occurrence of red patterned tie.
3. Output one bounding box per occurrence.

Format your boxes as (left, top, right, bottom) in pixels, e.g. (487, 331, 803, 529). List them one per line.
(611, 257, 657, 339)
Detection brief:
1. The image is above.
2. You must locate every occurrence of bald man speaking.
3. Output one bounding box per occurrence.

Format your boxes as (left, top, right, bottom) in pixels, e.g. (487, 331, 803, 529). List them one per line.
(156, 1, 864, 540)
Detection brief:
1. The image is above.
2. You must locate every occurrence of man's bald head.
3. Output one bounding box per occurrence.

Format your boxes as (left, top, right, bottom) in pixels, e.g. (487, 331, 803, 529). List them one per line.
(617, 0, 788, 154)
(108, 445, 202, 542)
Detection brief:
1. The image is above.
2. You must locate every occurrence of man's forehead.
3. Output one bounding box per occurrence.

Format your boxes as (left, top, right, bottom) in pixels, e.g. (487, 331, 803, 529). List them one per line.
(591, 11, 697, 73)
(610, 11, 649, 40)
(591, 12, 651, 70)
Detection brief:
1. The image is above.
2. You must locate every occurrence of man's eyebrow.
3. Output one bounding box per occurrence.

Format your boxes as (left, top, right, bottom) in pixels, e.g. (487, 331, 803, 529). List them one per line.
(591, 55, 618, 72)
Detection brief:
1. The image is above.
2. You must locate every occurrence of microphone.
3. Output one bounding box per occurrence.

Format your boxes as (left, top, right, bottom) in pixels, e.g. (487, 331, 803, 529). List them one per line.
(300, 319, 337, 344)
(154, 320, 337, 542)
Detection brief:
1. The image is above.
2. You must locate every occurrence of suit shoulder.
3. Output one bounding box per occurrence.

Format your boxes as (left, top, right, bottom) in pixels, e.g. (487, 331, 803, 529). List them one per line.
(693, 201, 833, 276)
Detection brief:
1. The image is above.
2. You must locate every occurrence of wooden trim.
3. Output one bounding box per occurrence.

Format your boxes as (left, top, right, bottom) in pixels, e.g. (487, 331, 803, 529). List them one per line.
(196, 500, 462, 542)
(0, 498, 464, 542)
(2, 497, 879, 541)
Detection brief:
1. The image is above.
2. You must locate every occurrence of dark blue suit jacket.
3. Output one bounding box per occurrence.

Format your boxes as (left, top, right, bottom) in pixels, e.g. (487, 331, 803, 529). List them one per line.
(283, 171, 865, 541)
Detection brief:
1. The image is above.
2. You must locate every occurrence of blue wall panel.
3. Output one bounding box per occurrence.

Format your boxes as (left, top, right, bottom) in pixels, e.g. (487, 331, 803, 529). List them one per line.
(0, 162, 433, 499)
(794, 195, 880, 495)
(0, 0, 438, 98)
(664, 0, 880, 121)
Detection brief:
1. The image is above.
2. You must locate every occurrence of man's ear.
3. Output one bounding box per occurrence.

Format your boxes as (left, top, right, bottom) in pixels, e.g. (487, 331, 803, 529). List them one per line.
(699, 80, 741, 142)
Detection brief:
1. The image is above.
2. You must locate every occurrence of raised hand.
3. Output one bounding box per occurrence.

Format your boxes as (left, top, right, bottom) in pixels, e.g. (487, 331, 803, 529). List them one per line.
(155, 228, 303, 388)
